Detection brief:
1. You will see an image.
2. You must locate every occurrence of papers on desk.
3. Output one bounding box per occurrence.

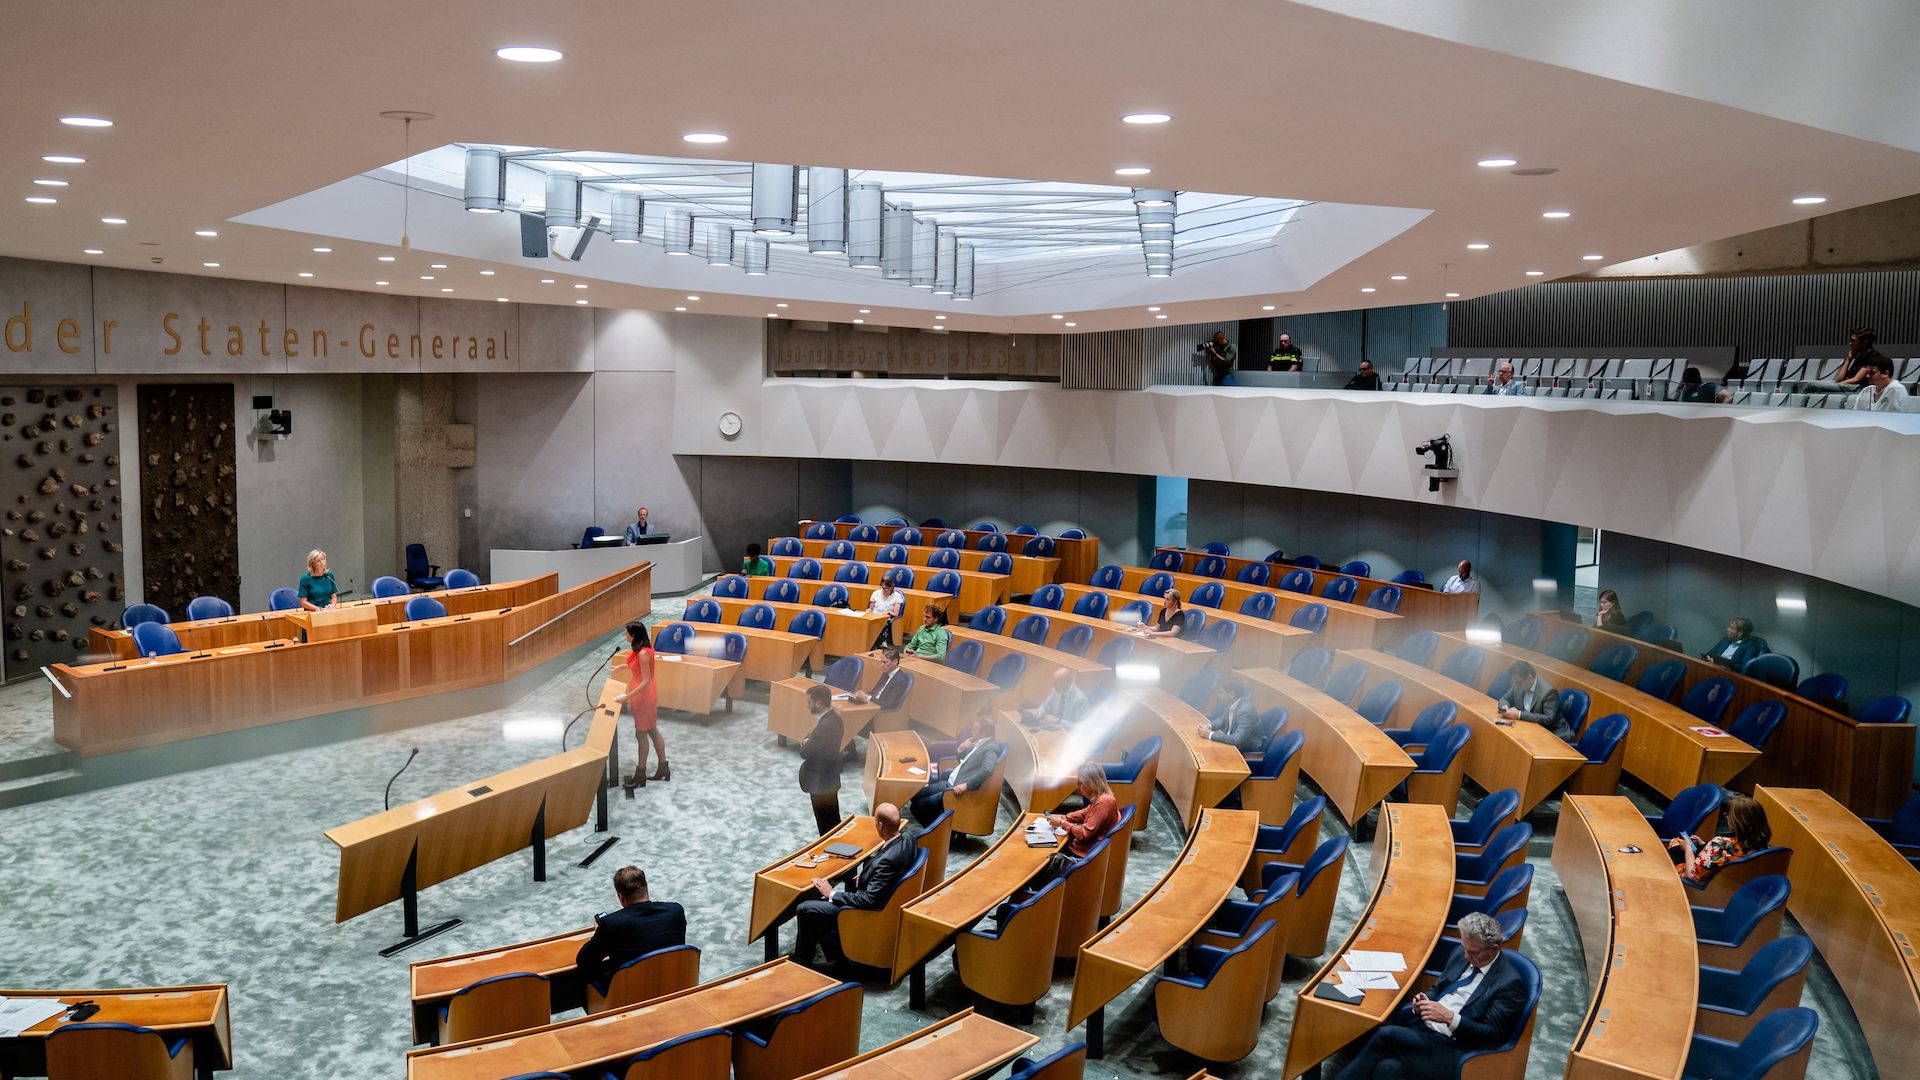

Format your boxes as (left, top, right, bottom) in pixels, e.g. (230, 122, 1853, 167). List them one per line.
(832, 692, 853, 700)
(0, 997, 68, 1036)
(1024, 818, 1061, 848)
(906, 766, 926, 776)
(1338, 969, 1401, 991)
(1691, 726, 1727, 737)
(659, 654, 683, 663)
(1343, 950, 1407, 973)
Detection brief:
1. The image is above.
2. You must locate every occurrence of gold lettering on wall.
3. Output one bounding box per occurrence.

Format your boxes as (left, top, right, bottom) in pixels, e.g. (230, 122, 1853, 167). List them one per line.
(56, 318, 80, 354)
(100, 319, 116, 353)
(5, 302, 30, 352)
(162, 312, 183, 355)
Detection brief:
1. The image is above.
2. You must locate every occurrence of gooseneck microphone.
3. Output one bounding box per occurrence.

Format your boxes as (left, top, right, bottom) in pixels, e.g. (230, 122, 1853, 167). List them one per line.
(384, 747, 420, 811)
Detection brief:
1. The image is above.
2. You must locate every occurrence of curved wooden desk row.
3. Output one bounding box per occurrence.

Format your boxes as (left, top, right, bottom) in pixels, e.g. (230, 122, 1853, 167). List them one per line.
(1540, 614, 1914, 818)
(804, 519, 1102, 587)
(732, 576, 942, 643)
(1156, 546, 1480, 637)
(768, 658, 1000, 748)
(1109, 565, 1401, 652)
(794, 1008, 1035, 1080)
(1112, 688, 1251, 831)
(1429, 633, 1760, 800)
(947, 624, 1114, 704)
(998, 602, 1213, 691)
(765, 554, 1007, 616)
(1055, 582, 1313, 674)
(658, 612, 823, 687)
(1240, 668, 1415, 825)
(709, 593, 889, 659)
(0, 984, 232, 1077)
(1757, 786, 1920, 1076)
(52, 564, 652, 757)
(786, 536, 1061, 596)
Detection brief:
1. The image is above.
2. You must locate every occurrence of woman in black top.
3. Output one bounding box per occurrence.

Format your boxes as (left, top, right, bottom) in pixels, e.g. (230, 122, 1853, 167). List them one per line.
(1594, 589, 1628, 632)
(1142, 588, 1188, 638)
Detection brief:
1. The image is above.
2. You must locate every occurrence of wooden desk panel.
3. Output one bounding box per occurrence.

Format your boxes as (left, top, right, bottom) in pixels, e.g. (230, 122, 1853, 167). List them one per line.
(1000, 603, 1212, 692)
(0, 984, 232, 1075)
(768, 677, 882, 749)
(711, 593, 888, 658)
(1554, 795, 1698, 1080)
(1432, 633, 1759, 800)
(409, 927, 594, 1045)
(1756, 786, 1920, 1076)
(1240, 668, 1415, 825)
(1157, 546, 1476, 638)
(1284, 804, 1454, 1078)
(893, 815, 1060, 981)
(653, 652, 744, 715)
(790, 537, 1060, 596)
(1058, 583, 1312, 673)
(1066, 808, 1261, 1029)
(680, 622, 820, 684)
(739, 578, 944, 637)
(865, 730, 931, 811)
(750, 817, 886, 942)
(947, 625, 1113, 706)
(767, 556, 1007, 616)
(405, 958, 838, 1080)
(999, 712, 1090, 813)
(1115, 688, 1251, 831)
(809, 520, 1100, 586)
(794, 1008, 1036, 1080)
(1340, 649, 1584, 814)
(1113, 566, 1399, 651)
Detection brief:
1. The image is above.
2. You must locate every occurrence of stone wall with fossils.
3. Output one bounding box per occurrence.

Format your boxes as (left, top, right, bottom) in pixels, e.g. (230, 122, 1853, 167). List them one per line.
(136, 384, 239, 620)
(0, 385, 124, 671)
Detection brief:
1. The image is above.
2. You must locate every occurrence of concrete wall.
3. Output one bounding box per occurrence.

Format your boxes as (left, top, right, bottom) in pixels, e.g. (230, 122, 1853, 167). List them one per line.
(1267, 303, 1448, 369)
(848, 462, 1148, 568)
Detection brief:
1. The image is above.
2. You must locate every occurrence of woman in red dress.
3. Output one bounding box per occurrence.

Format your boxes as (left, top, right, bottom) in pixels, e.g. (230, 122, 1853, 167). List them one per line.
(615, 621, 669, 794)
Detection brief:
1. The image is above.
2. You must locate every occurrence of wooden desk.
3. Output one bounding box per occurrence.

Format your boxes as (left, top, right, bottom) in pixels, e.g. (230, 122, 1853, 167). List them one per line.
(1240, 668, 1415, 825)
(1554, 794, 1698, 1080)
(680, 621, 821, 684)
(947, 625, 1113, 705)
(1757, 786, 1920, 1075)
(0, 984, 232, 1077)
(790, 537, 1061, 596)
(1113, 688, 1251, 831)
(711, 593, 888, 658)
(999, 711, 1091, 813)
(893, 814, 1060, 984)
(1066, 809, 1261, 1053)
(409, 927, 594, 1045)
(405, 958, 839, 1080)
(750, 816, 887, 948)
(738, 577, 945, 638)
(1339, 649, 1585, 815)
(1542, 613, 1914, 818)
(1283, 804, 1455, 1079)
(794, 1008, 1036, 1080)
(1058, 582, 1312, 673)
(89, 610, 301, 659)
(650, 651, 744, 716)
(1112, 565, 1400, 651)
(865, 730, 932, 811)
(808, 520, 1101, 586)
(1431, 633, 1760, 799)
(767, 555, 1008, 616)
(767, 659, 995, 747)
(1157, 546, 1477, 638)
(1001, 603, 1212, 692)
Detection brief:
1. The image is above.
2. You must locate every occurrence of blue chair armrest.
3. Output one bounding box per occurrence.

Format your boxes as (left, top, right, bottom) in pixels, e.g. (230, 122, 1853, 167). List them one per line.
(1185, 943, 1232, 982)
(1686, 1033, 1742, 1078)
(167, 1035, 190, 1059)
(1206, 898, 1258, 933)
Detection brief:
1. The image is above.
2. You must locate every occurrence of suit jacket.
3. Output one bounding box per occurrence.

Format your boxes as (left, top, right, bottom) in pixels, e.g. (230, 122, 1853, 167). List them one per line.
(834, 833, 915, 911)
(867, 667, 910, 712)
(1038, 685, 1091, 726)
(1208, 694, 1265, 753)
(947, 737, 1002, 790)
(1498, 680, 1565, 738)
(575, 900, 687, 989)
(1390, 949, 1526, 1055)
(1705, 636, 1767, 671)
(798, 709, 844, 794)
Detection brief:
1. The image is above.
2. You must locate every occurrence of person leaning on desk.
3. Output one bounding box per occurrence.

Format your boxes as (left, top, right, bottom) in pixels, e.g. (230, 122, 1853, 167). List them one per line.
(901, 605, 950, 662)
(298, 549, 339, 610)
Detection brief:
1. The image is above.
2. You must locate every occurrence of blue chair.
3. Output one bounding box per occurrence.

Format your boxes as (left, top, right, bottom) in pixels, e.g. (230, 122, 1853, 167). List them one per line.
(926, 570, 962, 598)
(849, 523, 880, 543)
(1195, 555, 1228, 579)
(834, 515, 862, 524)
(985, 654, 1027, 692)
(825, 656, 864, 691)
(947, 639, 984, 676)
(833, 562, 869, 585)
(974, 532, 1008, 553)
(1059, 528, 1087, 539)
(1638, 622, 1679, 645)
(1863, 793, 1920, 860)
(935, 529, 966, 548)
(715, 575, 749, 599)
(1485, 669, 1513, 702)
(1117, 599, 1153, 625)
(1681, 677, 1737, 726)
(927, 547, 961, 570)
(771, 537, 804, 557)
(921, 518, 948, 528)
(1692, 876, 1791, 968)
(1071, 591, 1109, 619)
(875, 543, 909, 564)
(1153, 921, 1276, 1061)
(577, 526, 605, 549)
(891, 526, 923, 546)
(1728, 700, 1787, 753)
(957, 874, 1067, 1007)
(1438, 645, 1484, 687)
(979, 553, 1012, 575)
(1202, 542, 1231, 556)
(1650, 783, 1724, 841)
(372, 576, 410, 598)
(405, 544, 443, 589)
(1178, 668, 1220, 707)
(812, 584, 849, 607)
(1178, 609, 1209, 641)
(1095, 635, 1135, 668)
(1238, 592, 1276, 620)
(1795, 673, 1848, 713)
(970, 521, 998, 533)
(1386, 701, 1457, 749)
(1449, 863, 1533, 925)
(1237, 563, 1271, 587)
(1148, 550, 1185, 572)
(1398, 724, 1474, 804)
(1277, 568, 1314, 594)
(1056, 624, 1095, 658)
(1012, 524, 1039, 536)
(765, 580, 801, 604)
(1567, 713, 1631, 795)
(1559, 688, 1591, 739)
(1324, 662, 1367, 704)
(1696, 937, 1814, 1042)
(1338, 560, 1371, 578)
(1624, 610, 1657, 638)
(1288, 647, 1333, 689)
(881, 516, 909, 527)
(1091, 565, 1125, 590)
(1007, 1043, 1088, 1080)
(972, 605, 1007, 635)
(1200, 620, 1238, 656)
(787, 610, 826, 638)
(1392, 569, 1426, 585)
(823, 539, 855, 560)
(1190, 582, 1225, 609)
(684, 598, 722, 623)
(1289, 603, 1328, 635)
(1363, 585, 1402, 613)
(805, 522, 837, 540)
(1742, 653, 1800, 692)
(881, 566, 915, 589)
(132, 622, 183, 658)
(1021, 535, 1056, 557)
(1637, 659, 1687, 701)
(739, 604, 777, 630)
(654, 624, 694, 655)
(443, 568, 480, 589)
(1547, 627, 1589, 663)
(1010, 613, 1051, 645)
(1505, 615, 1543, 650)
(1031, 584, 1066, 610)
(1859, 695, 1913, 724)
(121, 602, 171, 627)
(1354, 681, 1403, 726)
(44, 1022, 196, 1077)
(1682, 1007, 1818, 1080)
(1454, 821, 1530, 892)
(603, 1027, 733, 1079)
(1588, 642, 1637, 682)
(1260, 836, 1351, 959)
(1140, 572, 1174, 597)
(1101, 737, 1161, 832)
(1452, 788, 1521, 848)
(1293, 554, 1321, 570)
(1395, 630, 1438, 666)
(787, 558, 823, 581)
(1321, 576, 1358, 604)
(731, 980, 864, 1080)
(405, 596, 447, 621)
(267, 588, 300, 612)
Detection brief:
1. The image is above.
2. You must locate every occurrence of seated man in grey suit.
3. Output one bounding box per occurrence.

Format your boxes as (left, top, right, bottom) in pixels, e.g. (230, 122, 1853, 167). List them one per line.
(1497, 660, 1566, 739)
(908, 714, 1002, 826)
(1196, 675, 1265, 754)
(1022, 666, 1090, 730)
(792, 802, 914, 975)
(1337, 912, 1528, 1080)
(849, 647, 910, 711)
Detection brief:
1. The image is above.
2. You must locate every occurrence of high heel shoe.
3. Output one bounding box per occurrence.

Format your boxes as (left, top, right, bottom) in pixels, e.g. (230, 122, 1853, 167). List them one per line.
(651, 761, 672, 782)
(624, 771, 646, 794)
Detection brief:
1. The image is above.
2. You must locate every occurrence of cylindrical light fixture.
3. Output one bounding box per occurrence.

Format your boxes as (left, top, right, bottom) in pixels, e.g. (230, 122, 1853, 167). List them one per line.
(1132, 188, 1176, 208)
(544, 172, 583, 229)
(910, 218, 937, 288)
(463, 148, 505, 213)
(1136, 205, 1175, 231)
(609, 192, 643, 242)
(847, 182, 884, 268)
(953, 244, 975, 300)
(933, 230, 957, 295)
(806, 167, 848, 255)
(741, 236, 770, 275)
(704, 222, 735, 266)
(662, 210, 694, 255)
(750, 164, 798, 236)
(1145, 249, 1174, 278)
(882, 202, 913, 280)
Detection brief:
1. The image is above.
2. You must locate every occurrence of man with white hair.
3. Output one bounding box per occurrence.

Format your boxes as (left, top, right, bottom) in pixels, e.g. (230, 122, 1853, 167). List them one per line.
(1337, 911, 1528, 1079)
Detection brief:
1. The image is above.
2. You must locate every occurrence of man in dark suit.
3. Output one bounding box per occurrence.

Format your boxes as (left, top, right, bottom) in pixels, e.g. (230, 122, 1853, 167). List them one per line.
(799, 683, 845, 835)
(575, 866, 687, 992)
(1197, 676, 1265, 754)
(1702, 616, 1768, 672)
(1496, 660, 1566, 739)
(792, 802, 915, 974)
(908, 713, 1002, 826)
(1337, 912, 1527, 1080)
(849, 647, 910, 711)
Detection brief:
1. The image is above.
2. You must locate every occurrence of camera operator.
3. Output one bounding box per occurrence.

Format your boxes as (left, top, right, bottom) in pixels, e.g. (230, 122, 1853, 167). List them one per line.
(1201, 331, 1237, 386)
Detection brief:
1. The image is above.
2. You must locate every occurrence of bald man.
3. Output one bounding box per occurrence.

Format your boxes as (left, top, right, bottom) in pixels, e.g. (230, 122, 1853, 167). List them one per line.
(1024, 667, 1090, 729)
(792, 803, 915, 974)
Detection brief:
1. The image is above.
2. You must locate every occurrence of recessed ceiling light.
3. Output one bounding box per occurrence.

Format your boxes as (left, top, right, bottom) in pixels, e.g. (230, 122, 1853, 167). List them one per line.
(1477, 158, 1517, 168)
(1262, 305, 1275, 311)
(1445, 292, 1461, 298)
(24, 196, 56, 204)
(377, 255, 395, 262)
(574, 284, 589, 290)
(33, 179, 68, 187)
(1122, 113, 1172, 125)
(1792, 195, 1827, 205)
(440, 287, 453, 293)
(1154, 314, 1168, 320)
(195, 229, 218, 238)
(1146, 306, 1160, 312)
(1051, 314, 1065, 320)
(686, 295, 700, 301)
(767, 313, 778, 318)
(101, 216, 126, 224)
(297, 272, 314, 278)
(419, 275, 434, 280)
(1582, 254, 1605, 261)
(682, 132, 729, 144)
(1541, 210, 1571, 219)
(576, 299, 589, 305)
(479, 269, 495, 275)
(202, 262, 220, 268)
(776, 303, 789, 308)
(1064, 321, 1077, 327)
(82, 248, 103, 255)
(858, 308, 871, 314)
(312, 247, 332, 253)
(431, 263, 448, 269)
(1390, 274, 1408, 281)
(674, 306, 687, 312)
(1467, 242, 1490, 250)
(42, 155, 85, 164)
(496, 297, 510, 303)
(375, 280, 389, 286)
(1114, 167, 1152, 176)
(541, 278, 556, 284)
(851, 318, 864, 324)
(495, 46, 563, 63)
(60, 116, 113, 128)
(1525, 270, 1546, 276)
(934, 314, 945, 320)
(1360, 286, 1376, 293)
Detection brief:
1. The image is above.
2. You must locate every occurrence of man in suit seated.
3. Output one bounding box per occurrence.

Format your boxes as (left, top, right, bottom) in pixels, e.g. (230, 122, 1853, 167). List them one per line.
(1496, 660, 1566, 739)
(1022, 666, 1090, 730)
(908, 714, 1003, 826)
(575, 866, 688, 992)
(1701, 616, 1768, 671)
(1195, 675, 1265, 753)
(849, 647, 910, 710)
(1337, 912, 1527, 1080)
(792, 802, 915, 975)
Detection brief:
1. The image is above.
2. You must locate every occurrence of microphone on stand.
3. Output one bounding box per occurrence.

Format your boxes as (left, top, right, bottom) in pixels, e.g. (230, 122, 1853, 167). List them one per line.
(384, 747, 420, 811)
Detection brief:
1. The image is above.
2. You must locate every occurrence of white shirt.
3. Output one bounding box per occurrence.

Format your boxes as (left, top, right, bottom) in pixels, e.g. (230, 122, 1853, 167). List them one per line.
(1490, 379, 1531, 396)
(1427, 962, 1489, 1036)
(867, 589, 904, 618)
(1442, 574, 1480, 594)
(1853, 382, 1912, 412)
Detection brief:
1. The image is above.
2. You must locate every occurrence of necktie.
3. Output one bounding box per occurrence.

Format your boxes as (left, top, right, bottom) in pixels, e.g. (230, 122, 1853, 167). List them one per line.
(1434, 964, 1482, 999)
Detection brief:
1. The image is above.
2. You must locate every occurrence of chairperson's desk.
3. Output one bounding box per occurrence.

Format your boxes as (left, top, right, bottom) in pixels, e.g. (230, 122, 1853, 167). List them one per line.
(1240, 667, 1415, 825)
(1430, 632, 1760, 799)
(789, 537, 1061, 596)
(1554, 794, 1699, 1080)
(0, 984, 232, 1078)
(795, 1008, 1037, 1080)
(1337, 649, 1585, 815)
(1756, 786, 1920, 1076)
(807, 520, 1101, 586)
(1057, 582, 1312, 673)
(52, 565, 650, 756)
(1109, 565, 1400, 651)
(404, 958, 841, 1080)
(1283, 803, 1454, 1079)
(1156, 546, 1479, 637)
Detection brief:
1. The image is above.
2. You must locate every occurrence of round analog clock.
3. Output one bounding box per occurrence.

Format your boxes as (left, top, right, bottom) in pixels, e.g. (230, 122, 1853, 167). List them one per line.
(717, 410, 744, 438)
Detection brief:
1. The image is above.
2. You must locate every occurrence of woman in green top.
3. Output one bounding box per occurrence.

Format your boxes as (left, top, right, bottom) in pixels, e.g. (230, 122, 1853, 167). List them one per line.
(901, 604, 949, 662)
(741, 542, 775, 576)
(299, 549, 340, 611)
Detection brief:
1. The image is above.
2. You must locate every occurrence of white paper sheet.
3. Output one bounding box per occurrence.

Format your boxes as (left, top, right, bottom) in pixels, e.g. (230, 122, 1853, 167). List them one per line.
(1343, 950, 1408, 973)
(0, 998, 68, 1037)
(1338, 969, 1400, 991)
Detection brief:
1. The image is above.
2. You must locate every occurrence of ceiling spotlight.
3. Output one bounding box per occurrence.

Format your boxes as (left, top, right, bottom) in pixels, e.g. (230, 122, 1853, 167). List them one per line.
(574, 283, 588, 289)
(1154, 313, 1168, 319)
(33, 179, 68, 187)
(195, 229, 218, 237)
(1114, 167, 1152, 177)
(101, 216, 126, 224)
(934, 314, 945, 320)
(24, 196, 56, 204)
(83, 248, 103, 255)
(496, 297, 510, 303)
(495, 46, 563, 63)
(1582, 254, 1605, 261)
(1541, 210, 1571, 219)
(663, 210, 694, 256)
(1132, 188, 1176, 208)
(463, 147, 505, 213)
(1146, 306, 1161, 312)
(541, 278, 556, 284)
(674, 306, 687, 312)
(1525, 270, 1545, 276)
(1064, 322, 1076, 327)
(851, 318, 865, 324)
(60, 116, 113, 128)
(1477, 158, 1517, 168)
(479, 269, 495, 275)
(312, 247, 332, 253)
(846, 181, 884, 268)
(1390, 274, 1408, 281)
(858, 309, 871, 314)
(430, 263, 448, 269)
(1122, 113, 1172, 124)
(202, 262, 220, 268)
(297, 272, 314, 278)
(742, 236, 770, 275)
(767, 313, 778, 318)
(42, 155, 85, 164)
(609, 191, 644, 243)
(440, 287, 453, 292)
(1051, 314, 1065, 320)
(1792, 195, 1827, 205)
(1361, 286, 1376, 293)
(1262, 305, 1275, 311)
(1445, 292, 1461, 298)
(377, 255, 395, 262)
(682, 132, 729, 144)
(777, 303, 789, 309)
(807, 166, 849, 256)
(1466, 242, 1490, 250)
(576, 299, 589, 305)
(420, 275, 434, 280)
(375, 280, 389, 285)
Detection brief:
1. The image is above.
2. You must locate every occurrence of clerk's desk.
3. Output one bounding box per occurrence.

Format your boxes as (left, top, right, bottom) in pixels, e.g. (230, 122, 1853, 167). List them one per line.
(0, 983, 232, 1078)
(785, 537, 1061, 596)
(53, 565, 649, 756)
(1057, 582, 1311, 672)
(794, 1009, 1036, 1080)
(1108, 565, 1401, 651)
(1240, 667, 1416, 825)
(765, 555, 1008, 615)
(1155, 546, 1479, 637)
(805, 519, 1101, 586)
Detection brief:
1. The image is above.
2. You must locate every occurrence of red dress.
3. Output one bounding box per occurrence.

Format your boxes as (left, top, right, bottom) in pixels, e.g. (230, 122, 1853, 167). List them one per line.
(625, 646, 658, 734)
